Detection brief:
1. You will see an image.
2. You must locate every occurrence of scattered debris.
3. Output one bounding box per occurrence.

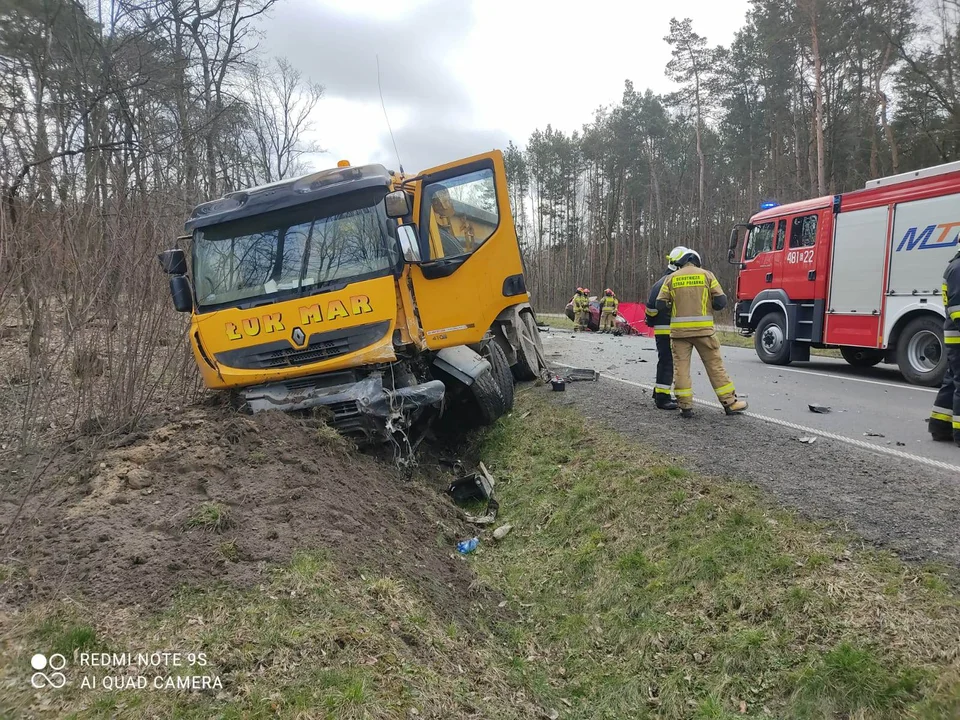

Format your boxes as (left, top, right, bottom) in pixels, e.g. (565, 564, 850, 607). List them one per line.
(447, 463, 499, 525)
(493, 524, 513, 541)
(456, 537, 479, 554)
(564, 368, 599, 382)
(864, 431, 885, 438)
(551, 376, 566, 392)
(808, 404, 831, 414)
(797, 436, 818, 444)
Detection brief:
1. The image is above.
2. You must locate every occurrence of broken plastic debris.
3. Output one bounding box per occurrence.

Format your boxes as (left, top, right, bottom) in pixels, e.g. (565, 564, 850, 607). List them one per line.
(863, 431, 885, 438)
(797, 436, 818, 444)
(808, 404, 831, 413)
(493, 524, 513, 540)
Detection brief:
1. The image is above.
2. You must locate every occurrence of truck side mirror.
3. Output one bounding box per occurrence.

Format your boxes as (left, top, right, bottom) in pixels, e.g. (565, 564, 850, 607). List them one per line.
(385, 190, 411, 219)
(158, 249, 187, 275)
(397, 224, 422, 263)
(169, 275, 194, 312)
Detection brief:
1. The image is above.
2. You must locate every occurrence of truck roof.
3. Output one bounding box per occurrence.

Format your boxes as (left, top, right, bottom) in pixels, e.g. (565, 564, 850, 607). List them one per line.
(749, 195, 834, 224)
(185, 163, 393, 232)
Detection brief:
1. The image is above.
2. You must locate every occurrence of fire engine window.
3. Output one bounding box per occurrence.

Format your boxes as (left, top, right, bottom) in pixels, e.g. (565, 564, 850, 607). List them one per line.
(775, 220, 786, 250)
(745, 222, 775, 260)
(422, 168, 499, 260)
(790, 214, 818, 248)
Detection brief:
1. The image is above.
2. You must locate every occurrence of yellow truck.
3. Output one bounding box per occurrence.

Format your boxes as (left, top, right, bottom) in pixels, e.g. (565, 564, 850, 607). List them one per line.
(158, 150, 546, 443)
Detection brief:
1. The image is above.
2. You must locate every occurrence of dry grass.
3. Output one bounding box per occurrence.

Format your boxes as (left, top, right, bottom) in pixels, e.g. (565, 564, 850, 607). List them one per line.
(715, 330, 842, 359)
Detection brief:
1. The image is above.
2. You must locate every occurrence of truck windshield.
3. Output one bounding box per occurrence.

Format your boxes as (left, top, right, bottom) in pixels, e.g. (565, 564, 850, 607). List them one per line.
(192, 191, 398, 310)
(745, 221, 775, 260)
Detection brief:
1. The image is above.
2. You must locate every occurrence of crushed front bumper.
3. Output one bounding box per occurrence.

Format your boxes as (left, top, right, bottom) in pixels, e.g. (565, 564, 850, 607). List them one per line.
(240, 372, 445, 442)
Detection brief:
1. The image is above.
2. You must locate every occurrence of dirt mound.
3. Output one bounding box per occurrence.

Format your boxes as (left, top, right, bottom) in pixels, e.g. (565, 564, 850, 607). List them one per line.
(0, 405, 486, 617)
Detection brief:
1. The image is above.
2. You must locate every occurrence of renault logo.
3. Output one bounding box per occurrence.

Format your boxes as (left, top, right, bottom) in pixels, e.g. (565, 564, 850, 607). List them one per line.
(291, 327, 306, 346)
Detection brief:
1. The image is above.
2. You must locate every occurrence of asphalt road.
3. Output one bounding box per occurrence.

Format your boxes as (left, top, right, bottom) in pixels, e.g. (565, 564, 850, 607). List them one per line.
(541, 328, 960, 472)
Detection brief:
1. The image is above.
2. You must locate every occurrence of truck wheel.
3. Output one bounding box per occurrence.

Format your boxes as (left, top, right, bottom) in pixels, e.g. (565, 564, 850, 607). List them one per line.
(754, 312, 792, 366)
(896, 316, 946, 387)
(485, 340, 515, 411)
(840, 347, 884, 367)
(469, 368, 505, 426)
(513, 311, 547, 381)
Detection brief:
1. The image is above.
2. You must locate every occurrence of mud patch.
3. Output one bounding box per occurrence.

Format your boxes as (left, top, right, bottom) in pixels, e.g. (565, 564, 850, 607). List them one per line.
(0, 406, 487, 619)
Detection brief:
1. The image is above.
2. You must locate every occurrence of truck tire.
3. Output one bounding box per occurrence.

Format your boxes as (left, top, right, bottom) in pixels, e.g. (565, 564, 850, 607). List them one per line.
(513, 311, 547, 381)
(469, 368, 505, 426)
(896, 316, 946, 387)
(754, 312, 792, 366)
(486, 340, 515, 411)
(840, 347, 884, 367)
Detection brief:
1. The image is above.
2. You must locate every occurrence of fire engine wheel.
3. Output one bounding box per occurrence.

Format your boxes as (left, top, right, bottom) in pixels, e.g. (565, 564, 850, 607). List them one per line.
(840, 347, 884, 367)
(513, 311, 547, 381)
(754, 312, 792, 366)
(485, 340, 515, 412)
(469, 368, 505, 426)
(896, 316, 946, 387)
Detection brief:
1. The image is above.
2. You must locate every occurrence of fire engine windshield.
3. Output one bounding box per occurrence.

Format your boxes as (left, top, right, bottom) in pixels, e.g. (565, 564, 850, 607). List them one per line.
(192, 189, 399, 311)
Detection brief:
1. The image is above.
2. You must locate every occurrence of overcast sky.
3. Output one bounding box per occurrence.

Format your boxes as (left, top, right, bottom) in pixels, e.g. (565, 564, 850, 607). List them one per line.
(258, 0, 751, 173)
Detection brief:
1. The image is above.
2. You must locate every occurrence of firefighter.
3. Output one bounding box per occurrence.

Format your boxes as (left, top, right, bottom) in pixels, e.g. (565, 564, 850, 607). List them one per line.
(573, 287, 590, 332)
(645, 247, 686, 410)
(656, 249, 748, 418)
(599, 289, 619, 333)
(929, 247, 960, 446)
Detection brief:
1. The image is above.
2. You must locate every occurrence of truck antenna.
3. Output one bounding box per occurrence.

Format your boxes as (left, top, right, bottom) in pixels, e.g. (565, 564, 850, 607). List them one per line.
(377, 55, 404, 175)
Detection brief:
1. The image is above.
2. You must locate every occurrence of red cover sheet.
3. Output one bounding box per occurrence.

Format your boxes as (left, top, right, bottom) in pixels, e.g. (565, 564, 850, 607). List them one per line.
(618, 302, 654, 337)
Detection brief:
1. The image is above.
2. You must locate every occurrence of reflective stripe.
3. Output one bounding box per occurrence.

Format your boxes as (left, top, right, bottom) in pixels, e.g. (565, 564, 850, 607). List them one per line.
(950, 304, 960, 320)
(646, 308, 659, 316)
(709, 279, 720, 289)
(931, 411, 952, 422)
(675, 388, 693, 397)
(671, 320, 715, 329)
(946, 330, 960, 345)
(714, 382, 735, 396)
(654, 327, 671, 335)
(654, 385, 672, 395)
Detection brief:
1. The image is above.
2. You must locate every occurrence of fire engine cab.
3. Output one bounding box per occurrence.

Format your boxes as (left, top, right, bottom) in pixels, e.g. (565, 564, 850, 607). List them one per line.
(728, 160, 960, 387)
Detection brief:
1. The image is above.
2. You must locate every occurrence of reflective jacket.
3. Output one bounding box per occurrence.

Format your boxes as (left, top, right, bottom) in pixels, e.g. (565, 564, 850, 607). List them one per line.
(656, 264, 727, 339)
(573, 293, 590, 312)
(944, 251, 960, 346)
(600, 295, 619, 313)
(645, 270, 673, 336)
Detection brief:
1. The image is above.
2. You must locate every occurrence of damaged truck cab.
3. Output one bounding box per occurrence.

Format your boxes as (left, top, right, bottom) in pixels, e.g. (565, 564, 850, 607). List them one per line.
(159, 151, 545, 443)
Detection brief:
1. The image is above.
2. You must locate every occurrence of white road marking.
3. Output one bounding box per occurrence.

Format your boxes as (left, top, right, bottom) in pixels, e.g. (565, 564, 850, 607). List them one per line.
(552, 363, 960, 474)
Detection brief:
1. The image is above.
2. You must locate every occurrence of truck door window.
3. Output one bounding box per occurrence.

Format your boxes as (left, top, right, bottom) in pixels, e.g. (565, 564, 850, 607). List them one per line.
(789, 214, 818, 248)
(745, 221, 775, 260)
(775, 220, 786, 250)
(422, 168, 499, 260)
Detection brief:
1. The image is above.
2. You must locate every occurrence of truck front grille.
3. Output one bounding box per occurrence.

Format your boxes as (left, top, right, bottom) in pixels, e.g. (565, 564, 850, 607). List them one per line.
(215, 321, 390, 370)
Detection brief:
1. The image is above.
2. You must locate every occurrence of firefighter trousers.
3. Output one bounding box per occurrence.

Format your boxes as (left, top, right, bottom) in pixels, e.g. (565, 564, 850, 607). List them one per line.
(654, 333, 674, 399)
(574, 310, 589, 330)
(671, 334, 737, 410)
(930, 345, 960, 442)
(600, 310, 616, 332)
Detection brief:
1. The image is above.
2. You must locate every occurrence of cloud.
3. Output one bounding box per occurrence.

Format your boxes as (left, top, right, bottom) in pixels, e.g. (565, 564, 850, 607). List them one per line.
(257, 0, 498, 169)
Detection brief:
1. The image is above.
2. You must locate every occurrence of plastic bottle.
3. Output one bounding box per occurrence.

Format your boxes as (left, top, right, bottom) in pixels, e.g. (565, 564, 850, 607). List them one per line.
(456, 537, 479, 554)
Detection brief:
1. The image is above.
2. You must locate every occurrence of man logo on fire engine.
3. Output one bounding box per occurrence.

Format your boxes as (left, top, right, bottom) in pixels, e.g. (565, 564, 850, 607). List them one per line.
(291, 327, 306, 347)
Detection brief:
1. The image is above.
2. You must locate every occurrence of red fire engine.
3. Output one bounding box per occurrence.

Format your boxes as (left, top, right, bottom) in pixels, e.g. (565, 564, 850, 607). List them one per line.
(729, 160, 960, 387)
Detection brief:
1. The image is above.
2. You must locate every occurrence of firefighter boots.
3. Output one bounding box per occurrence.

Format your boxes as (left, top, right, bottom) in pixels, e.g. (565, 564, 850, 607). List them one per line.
(655, 394, 678, 410)
(680, 408, 694, 419)
(724, 398, 748, 415)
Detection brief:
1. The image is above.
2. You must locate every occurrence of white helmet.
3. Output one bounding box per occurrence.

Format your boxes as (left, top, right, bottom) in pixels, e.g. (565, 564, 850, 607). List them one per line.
(676, 249, 702, 268)
(666, 245, 688, 271)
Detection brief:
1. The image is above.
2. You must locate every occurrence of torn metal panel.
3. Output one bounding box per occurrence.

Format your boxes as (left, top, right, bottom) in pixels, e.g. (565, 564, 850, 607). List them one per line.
(432, 346, 491, 387)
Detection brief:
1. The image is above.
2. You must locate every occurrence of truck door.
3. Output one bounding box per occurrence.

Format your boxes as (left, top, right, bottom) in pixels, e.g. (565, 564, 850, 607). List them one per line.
(780, 211, 824, 301)
(409, 150, 528, 350)
(739, 220, 779, 299)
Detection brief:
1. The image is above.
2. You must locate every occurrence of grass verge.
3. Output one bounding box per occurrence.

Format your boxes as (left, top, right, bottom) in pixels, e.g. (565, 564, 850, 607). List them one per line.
(475, 391, 960, 719)
(4, 392, 960, 718)
(539, 314, 575, 330)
